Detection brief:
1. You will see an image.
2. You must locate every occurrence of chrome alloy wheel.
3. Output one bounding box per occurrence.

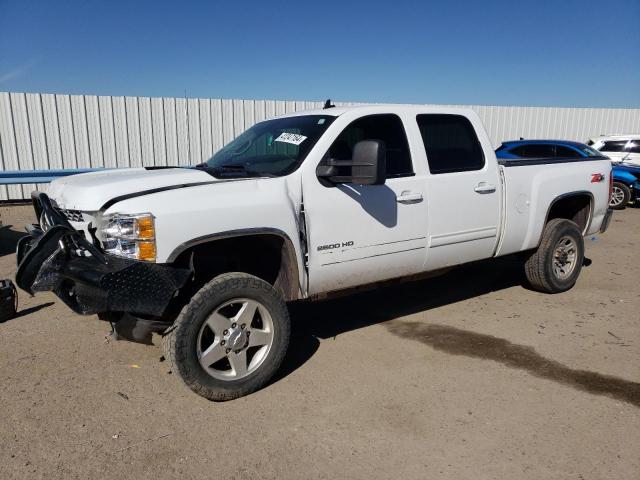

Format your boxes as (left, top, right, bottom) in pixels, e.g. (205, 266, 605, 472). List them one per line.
(196, 298, 274, 380)
(552, 236, 578, 280)
(610, 185, 625, 207)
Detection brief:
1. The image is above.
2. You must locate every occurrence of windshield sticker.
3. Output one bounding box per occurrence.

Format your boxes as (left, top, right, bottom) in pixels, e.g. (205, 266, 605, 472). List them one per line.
(275, 132, 307, 146)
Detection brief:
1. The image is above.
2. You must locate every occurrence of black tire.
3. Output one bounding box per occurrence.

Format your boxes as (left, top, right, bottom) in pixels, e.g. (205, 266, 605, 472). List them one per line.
(610, 182, 630, 210)
(0, 280, 17, 323)
(163, 272, 290, 401)
(524, 218, 584, 293)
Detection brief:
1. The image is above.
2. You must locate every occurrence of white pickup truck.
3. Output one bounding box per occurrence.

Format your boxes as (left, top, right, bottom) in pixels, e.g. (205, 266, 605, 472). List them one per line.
(16, 104, 613, 401)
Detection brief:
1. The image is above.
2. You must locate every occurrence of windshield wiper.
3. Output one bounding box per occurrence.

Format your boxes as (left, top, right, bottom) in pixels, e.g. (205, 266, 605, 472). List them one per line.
(195, 163, 274, 178)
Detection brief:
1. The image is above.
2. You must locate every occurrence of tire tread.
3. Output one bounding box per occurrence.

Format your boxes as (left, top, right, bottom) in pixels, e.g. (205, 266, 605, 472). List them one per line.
(524, 218, 583, 293)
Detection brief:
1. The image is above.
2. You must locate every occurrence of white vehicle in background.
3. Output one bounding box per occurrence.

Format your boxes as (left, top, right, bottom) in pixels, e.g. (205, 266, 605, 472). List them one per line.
(16, 104, 613, 401)
(588, 135, 640, 166)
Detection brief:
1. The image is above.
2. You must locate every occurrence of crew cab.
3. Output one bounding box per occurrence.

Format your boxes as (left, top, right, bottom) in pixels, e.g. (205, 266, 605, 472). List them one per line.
(15, 105, 613, 401)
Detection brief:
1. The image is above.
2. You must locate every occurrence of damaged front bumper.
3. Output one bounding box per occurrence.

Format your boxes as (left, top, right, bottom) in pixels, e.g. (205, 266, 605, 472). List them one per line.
(15, 193, 190, 317)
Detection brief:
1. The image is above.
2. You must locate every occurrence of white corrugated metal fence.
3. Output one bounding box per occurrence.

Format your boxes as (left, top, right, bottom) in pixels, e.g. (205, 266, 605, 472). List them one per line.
(1, 91, 639, 200)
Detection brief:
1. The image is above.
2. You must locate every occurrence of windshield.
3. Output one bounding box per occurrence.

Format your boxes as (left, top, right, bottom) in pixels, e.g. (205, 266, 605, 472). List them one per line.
(203, 115, 336, 177)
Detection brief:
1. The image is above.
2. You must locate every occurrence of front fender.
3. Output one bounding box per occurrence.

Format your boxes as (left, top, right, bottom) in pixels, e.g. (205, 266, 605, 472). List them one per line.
(613, 170, 638, 185)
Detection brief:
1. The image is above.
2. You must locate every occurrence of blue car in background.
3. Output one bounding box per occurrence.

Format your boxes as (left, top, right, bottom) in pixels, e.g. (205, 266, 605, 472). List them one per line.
(610, 162, 640, 209)
(496, 140, 640, 209)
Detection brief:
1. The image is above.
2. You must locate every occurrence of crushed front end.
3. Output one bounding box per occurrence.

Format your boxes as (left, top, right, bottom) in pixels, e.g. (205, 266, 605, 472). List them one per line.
(16, 193, 190, 317)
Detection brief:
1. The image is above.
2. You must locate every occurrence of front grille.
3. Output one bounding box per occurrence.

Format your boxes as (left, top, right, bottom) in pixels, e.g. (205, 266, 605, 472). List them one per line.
(55, 208, 85, 223)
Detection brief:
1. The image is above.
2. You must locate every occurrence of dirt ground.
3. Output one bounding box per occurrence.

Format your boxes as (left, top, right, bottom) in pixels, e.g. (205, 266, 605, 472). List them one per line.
(0, 204, 638, 480)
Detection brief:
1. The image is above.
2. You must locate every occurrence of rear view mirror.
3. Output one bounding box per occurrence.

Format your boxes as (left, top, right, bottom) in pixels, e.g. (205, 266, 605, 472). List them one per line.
(316, 140, 386, 185)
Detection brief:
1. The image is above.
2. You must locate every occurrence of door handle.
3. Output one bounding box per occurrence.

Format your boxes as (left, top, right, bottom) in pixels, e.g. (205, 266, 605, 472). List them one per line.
(396, 191, 423, 203)
(474, 182, 496, 194)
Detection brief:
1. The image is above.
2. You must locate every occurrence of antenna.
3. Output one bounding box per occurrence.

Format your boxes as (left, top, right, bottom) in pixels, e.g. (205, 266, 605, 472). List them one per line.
(323, 99, 335, 109)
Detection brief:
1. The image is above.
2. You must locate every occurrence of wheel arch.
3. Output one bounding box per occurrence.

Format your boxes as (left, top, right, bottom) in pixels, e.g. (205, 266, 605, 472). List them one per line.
(167, 228, 302, 302)
(544, 191, 594, 236)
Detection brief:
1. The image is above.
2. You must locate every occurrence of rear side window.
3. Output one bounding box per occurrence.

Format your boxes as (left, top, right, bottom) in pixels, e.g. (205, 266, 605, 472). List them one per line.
(511, 144, 555, 158)
(600, 141, 629, 152)
(554, 145, 579, 157)
(629, 141, 640, 154)
(328, 114, 413, 178)
(416, 114, 484, 174)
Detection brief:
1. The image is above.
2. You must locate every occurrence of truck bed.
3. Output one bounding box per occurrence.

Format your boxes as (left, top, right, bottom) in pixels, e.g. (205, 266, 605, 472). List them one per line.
(495, 156, 611, 257)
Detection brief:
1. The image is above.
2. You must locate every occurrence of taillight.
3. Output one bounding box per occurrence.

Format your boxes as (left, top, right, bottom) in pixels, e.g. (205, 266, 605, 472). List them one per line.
(609, 171, 613, 200)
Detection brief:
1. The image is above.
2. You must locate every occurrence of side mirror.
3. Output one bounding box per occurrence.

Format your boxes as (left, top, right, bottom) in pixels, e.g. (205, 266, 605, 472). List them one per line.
(316, 140, 386, 185)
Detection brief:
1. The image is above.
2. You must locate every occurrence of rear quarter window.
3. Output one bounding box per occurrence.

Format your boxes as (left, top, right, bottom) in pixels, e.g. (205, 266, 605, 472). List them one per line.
(554, 145, 579, 158)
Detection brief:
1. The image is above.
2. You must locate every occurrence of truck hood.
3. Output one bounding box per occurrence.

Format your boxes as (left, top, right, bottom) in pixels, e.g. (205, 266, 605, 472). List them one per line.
(47, 168, 219, 211)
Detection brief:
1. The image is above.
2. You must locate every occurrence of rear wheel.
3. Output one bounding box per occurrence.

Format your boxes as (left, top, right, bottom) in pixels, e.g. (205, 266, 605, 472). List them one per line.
(610, 182, 630, 210)
(163, 272, 290, 401)
(524, 218, 584, 293)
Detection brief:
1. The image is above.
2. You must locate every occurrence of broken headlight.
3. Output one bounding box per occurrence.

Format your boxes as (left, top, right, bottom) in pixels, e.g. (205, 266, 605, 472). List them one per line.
(99, 213, 156, 262)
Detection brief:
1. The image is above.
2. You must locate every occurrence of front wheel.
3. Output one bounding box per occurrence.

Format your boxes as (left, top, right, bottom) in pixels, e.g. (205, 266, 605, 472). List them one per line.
(164, 273, 290, 401)
(610, 182, 630, 210)
(524, 218, 584, 293)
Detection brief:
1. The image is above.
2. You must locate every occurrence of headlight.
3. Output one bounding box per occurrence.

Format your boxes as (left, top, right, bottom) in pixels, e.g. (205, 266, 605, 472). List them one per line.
(100, 213, 156, 262)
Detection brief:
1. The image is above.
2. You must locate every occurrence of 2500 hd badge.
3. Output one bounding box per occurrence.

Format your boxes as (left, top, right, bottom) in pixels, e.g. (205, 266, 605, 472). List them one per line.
(317, 241, 354, 251)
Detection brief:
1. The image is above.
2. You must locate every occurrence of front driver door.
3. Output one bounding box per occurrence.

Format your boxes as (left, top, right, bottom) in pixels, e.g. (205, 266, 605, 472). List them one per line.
(303, 114, 428, 295)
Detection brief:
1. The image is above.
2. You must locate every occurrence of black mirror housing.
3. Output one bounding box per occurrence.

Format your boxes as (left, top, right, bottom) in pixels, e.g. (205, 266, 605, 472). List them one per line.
(317, 140, 386, 186)
(351, 140, 386, 185)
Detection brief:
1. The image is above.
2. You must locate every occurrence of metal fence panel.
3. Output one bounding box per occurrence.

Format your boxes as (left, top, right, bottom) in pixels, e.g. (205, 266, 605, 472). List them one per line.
(12, 93, 35, 197)
(98, 95, 116, 168)
(151, 97, 166, 167)
(2, 90, 640, 199)
(111, 96, 129, 167)
(139, 96, 154, 167)
(0, 93, 22, 199)
(163, 97, 178, 166)
(85, 95, 103, 168)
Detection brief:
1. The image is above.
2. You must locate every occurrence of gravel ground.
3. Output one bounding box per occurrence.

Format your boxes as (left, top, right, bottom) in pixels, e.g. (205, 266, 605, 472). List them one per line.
(0, 204, 638, 480)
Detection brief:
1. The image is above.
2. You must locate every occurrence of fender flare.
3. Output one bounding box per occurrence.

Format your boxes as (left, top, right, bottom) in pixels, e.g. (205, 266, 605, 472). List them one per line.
(166, 228, 303, 301)
(543, 190, 594, 237)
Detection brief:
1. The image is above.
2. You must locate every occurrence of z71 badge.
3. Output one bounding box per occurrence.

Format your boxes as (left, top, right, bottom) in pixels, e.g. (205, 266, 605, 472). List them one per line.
(317, 241, 354, 251)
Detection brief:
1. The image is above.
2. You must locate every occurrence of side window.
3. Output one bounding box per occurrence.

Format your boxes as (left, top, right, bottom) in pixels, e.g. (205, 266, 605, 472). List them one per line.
(522, 144, 555, 158)
(327, 114, 413, 178)
(416, 114, 484, 174)
(628, 141, 640, 154)
(554, 145, 578, 158)
(600, 141, 629, 152)
(510, 145, 529, 157)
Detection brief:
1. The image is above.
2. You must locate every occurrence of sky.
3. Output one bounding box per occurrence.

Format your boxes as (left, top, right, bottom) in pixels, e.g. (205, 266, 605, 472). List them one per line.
(0, 0, 639, 108)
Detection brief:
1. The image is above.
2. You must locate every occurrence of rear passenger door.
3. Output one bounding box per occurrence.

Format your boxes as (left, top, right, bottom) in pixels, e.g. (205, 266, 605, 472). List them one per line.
(416, 114, 502, 270)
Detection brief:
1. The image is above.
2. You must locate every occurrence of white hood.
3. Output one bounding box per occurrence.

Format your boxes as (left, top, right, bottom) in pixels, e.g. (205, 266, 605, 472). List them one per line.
(46, 168, 219, 211)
